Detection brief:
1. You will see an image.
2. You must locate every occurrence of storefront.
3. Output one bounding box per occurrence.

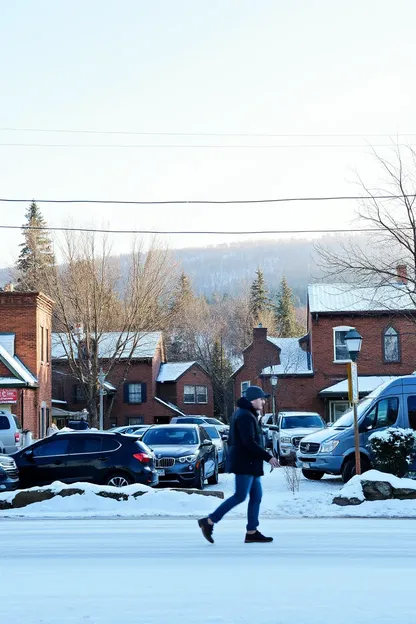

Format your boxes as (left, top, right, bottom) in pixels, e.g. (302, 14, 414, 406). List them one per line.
(0, 388, 18, 413)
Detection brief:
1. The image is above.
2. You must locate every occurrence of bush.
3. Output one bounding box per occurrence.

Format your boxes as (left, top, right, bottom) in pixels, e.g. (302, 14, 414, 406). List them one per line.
(368, 428, 416, 478)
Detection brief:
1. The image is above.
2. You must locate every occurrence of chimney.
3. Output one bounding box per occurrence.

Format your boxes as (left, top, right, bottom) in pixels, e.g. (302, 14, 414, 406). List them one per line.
(396, 264, 408, 285)
(253, 325, 268, 342)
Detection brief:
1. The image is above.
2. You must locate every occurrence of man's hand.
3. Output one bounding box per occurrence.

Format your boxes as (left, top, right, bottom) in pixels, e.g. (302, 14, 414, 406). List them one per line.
(269, 456, 279, 468)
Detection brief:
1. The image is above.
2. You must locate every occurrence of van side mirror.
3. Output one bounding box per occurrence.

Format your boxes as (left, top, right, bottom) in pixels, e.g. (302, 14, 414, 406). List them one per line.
(268, 425, 279, 432)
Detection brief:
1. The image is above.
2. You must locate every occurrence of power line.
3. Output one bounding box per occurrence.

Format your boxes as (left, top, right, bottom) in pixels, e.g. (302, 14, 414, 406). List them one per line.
(0, 194, 414, 205)
(0, 223, 411, 235)
(0, 126, 415, 138)
(0, 142, 413, 149)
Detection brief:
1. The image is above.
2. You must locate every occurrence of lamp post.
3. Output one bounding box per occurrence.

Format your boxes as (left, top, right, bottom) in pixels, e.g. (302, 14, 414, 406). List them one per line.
(270, 373, 278, 424)
(98, 368, 106, 430)
(344, 328, 363, 476)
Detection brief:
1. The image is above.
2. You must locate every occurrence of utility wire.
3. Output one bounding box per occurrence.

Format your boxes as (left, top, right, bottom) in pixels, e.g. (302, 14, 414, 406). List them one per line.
(0, 194, 414, 205)
(0, 142, 413, 149)
(0, 126, 415, 138)
(0, 224, 411, 235)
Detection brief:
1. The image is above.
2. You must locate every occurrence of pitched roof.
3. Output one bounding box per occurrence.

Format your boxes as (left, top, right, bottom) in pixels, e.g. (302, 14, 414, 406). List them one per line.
(262, 337, 313, 376)
(319, 376, 399, 396)
(154, 397, 186, 416)
(308, 283, 416, 314)
(0, 345, 38, 386)
(52, 332, 162, 360)
(157, 362, 197, 383)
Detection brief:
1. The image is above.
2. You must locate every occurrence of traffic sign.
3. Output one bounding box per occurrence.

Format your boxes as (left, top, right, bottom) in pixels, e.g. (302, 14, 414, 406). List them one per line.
(348, 361, 359, 403)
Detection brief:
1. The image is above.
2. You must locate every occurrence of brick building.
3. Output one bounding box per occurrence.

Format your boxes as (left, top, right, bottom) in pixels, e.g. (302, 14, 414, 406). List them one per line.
(52, 332, 214, 427)
(233, 278, 416, 422)
(0, 291, 53, 438)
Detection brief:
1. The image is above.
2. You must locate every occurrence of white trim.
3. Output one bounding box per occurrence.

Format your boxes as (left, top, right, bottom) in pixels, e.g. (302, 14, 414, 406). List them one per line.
(333, 326, 353, 363)
(241, 380, 250, 394)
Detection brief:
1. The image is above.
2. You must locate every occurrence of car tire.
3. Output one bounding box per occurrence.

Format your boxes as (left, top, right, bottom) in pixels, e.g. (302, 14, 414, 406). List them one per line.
(208, 461, 219, 485)
(302, 469, 324, 480)
(105, 472, 133, 488)
(342, 456, 370, 484)
(194, 465, 205, 490)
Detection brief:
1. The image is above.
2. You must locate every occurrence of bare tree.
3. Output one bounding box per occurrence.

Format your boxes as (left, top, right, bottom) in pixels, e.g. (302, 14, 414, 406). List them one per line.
(48, 232, 176, 426)
(316, 145, 416, 308)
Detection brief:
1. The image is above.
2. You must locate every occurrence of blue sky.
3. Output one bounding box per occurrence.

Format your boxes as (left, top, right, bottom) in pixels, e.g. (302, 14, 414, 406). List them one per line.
(1, 0, 416, 265)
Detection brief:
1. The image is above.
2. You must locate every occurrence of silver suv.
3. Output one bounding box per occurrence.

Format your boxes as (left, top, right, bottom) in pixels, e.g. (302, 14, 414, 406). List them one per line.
(0, 411, 22, 454)
(271, 412, 326, 465)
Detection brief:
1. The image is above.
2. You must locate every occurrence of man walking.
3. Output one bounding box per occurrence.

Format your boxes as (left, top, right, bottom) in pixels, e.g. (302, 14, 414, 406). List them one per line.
(198, 385, 279, 544)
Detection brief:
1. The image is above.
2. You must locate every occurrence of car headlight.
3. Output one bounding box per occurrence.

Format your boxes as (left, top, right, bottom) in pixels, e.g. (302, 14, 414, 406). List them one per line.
(280, 436, 292, 444)
(178, 455, 197, 463)
(319, 440, 339, 453)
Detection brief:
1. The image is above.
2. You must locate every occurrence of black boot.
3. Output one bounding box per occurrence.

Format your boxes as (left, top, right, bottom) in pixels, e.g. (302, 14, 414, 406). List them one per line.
(245, 530, 273, 543)
(198, 517, 214, 544)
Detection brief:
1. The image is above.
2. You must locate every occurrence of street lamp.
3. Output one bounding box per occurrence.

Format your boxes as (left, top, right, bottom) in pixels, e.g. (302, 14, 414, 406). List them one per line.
(344, 328, 363, 475)
(270, 373, 278, 423)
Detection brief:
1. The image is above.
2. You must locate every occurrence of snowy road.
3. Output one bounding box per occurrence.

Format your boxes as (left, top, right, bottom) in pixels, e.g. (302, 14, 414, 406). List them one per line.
(1, 517, 415, 623)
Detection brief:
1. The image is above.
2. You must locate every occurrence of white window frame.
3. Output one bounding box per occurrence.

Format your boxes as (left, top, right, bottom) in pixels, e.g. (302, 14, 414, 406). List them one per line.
(184, 385, 196, 404)
(128, 383, 142, 404)
(196, 385, 208, 404)
(333, 326, 353, 363)
(241, 381, 250, 395)
(383, 326, 400, 362)
(329, 400, 351, 423)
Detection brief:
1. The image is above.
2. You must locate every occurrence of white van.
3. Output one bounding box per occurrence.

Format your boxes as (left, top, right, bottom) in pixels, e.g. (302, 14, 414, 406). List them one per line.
(0, 411, 22, 454)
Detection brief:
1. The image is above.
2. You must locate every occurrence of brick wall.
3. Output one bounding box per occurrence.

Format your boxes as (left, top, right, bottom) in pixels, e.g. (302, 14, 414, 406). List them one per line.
(173, 365, 214, 417)
(0, 292, 53, 437)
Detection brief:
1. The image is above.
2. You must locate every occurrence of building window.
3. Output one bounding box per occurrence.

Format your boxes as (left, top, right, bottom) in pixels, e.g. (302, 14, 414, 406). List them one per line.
(383, 327, 400, 362)
(184, 385, 208, 404)
(40, 326, 45, 363)
(124, 383, 147, 404)
(329, 401, 350, 423)
(128, 416, 144, 425)
(46, 328, 50, 363)
(241, 381, 250, 395)
(333, 326, 353, 362)
(73, 385, 86, 404)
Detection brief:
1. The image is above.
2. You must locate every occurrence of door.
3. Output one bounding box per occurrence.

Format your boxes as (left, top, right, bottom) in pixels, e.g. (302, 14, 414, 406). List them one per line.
(65, 435, 104, 483)
(17, 437, 70, 487)
(360, 397, 399, 458)
(199, 427, 216, 477)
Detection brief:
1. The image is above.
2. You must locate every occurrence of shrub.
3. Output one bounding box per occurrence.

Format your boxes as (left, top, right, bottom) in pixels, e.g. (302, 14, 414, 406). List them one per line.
(368, 428, 416, 478)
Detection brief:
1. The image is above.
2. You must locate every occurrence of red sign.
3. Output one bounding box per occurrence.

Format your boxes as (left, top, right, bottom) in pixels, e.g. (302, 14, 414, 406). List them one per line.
(0, 389, 18, 404)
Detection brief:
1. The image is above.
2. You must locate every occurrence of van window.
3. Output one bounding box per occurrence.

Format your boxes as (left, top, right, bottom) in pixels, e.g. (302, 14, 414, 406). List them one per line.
(0, 416, 11, 430)
(363, 398, 399, 430)
(407, 396, 416, 430)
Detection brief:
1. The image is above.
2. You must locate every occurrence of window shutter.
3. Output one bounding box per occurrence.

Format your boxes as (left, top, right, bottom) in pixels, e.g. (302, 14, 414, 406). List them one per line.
(141, 383, 147, 403)
(123, 383, 130, 403)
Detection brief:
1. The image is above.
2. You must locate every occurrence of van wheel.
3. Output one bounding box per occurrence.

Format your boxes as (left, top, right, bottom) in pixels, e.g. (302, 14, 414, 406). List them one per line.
(302, 469, 324, 480)
(342, 457, 370, 484)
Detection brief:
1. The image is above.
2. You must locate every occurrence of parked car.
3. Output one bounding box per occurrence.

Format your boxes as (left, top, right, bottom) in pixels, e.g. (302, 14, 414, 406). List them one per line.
(270, 412, 326, 465)
(170, 416, 229, 438)
(11, 431, 158, 489)
(0, 411, 22, 454)
(298, 375, 416, 483)
(0, 454, 19, 491)
(260, 413, 275, 449)
(142, 424, 218, 490)
(108, 425, 150, 437)
(202, 424, 227, 472)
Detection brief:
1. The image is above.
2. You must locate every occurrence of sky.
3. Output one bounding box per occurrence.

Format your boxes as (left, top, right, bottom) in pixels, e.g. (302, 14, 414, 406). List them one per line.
(1, 0, 416, 267)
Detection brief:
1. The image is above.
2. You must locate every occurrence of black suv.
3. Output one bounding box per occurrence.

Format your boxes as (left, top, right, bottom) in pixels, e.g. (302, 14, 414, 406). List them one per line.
(12, 431, 158, 489)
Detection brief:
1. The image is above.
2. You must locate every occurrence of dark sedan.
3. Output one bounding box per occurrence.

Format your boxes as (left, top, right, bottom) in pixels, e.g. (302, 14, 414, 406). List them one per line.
(142, 424, 218, 490)
(0, 454, 19, 491)
(11, 431, 158, 489)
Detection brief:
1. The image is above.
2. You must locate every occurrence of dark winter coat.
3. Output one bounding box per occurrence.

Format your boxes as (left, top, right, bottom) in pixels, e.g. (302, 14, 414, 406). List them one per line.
(226, 397, 272, 477)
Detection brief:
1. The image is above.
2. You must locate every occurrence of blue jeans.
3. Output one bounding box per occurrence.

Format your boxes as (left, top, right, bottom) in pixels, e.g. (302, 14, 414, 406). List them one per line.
(209, 474, 263, 531)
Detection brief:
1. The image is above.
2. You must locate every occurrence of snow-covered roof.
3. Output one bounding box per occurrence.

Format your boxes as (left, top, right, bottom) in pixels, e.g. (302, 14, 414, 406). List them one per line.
(308, 283, 416, 314)
(154, 397, 186, 416)
(319, 376, 399, 397)
(157, 362, 196, 383)
(52, 332, 162, 360)
(262, 337, 313, 376)
(0, 334, 15, 356)
(0, 377, 26, 387)
(0, 345, 38, 386)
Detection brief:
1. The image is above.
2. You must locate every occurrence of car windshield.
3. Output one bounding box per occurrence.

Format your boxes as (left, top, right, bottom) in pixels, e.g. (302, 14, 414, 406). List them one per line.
(204, 418, 223, 425)
(143, 427, 198, 445)
(203, 426, 220, 439)
(281, 415, 323, 429)
(332, 398, 374, 429)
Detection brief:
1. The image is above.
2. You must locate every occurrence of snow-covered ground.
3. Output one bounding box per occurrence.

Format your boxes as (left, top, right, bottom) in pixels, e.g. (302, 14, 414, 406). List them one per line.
(2, 517, 416, 623)
(2, 467, 416, 518)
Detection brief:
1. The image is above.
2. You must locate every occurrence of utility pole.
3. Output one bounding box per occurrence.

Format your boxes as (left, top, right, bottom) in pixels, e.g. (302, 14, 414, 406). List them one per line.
(98, 368, 106, 430)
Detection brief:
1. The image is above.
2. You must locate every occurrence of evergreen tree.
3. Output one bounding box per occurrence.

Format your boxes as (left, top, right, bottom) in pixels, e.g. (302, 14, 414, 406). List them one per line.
(249, 268, 273, 323)
(168, 272, 198, 360)
(209, 338, 233, 420)
(16, 201, 55, 292)
(275, 276, 303, 337)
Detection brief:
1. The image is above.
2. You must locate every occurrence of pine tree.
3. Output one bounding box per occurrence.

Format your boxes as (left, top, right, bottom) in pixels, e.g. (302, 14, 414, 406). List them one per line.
(209, 338, 233, 420)
(275, 276, 303, 337)
(16, 201, 55, 292)
(249, 268, 273, 323)
(168, 272, 198, 360)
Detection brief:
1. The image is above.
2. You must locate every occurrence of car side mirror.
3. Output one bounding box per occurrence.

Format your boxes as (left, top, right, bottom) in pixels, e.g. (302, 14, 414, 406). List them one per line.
(221, 434, 228, 441)
(202, 440, 212, 447)
(23, 449, 34, 461)
(268, 425, 279, 432)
